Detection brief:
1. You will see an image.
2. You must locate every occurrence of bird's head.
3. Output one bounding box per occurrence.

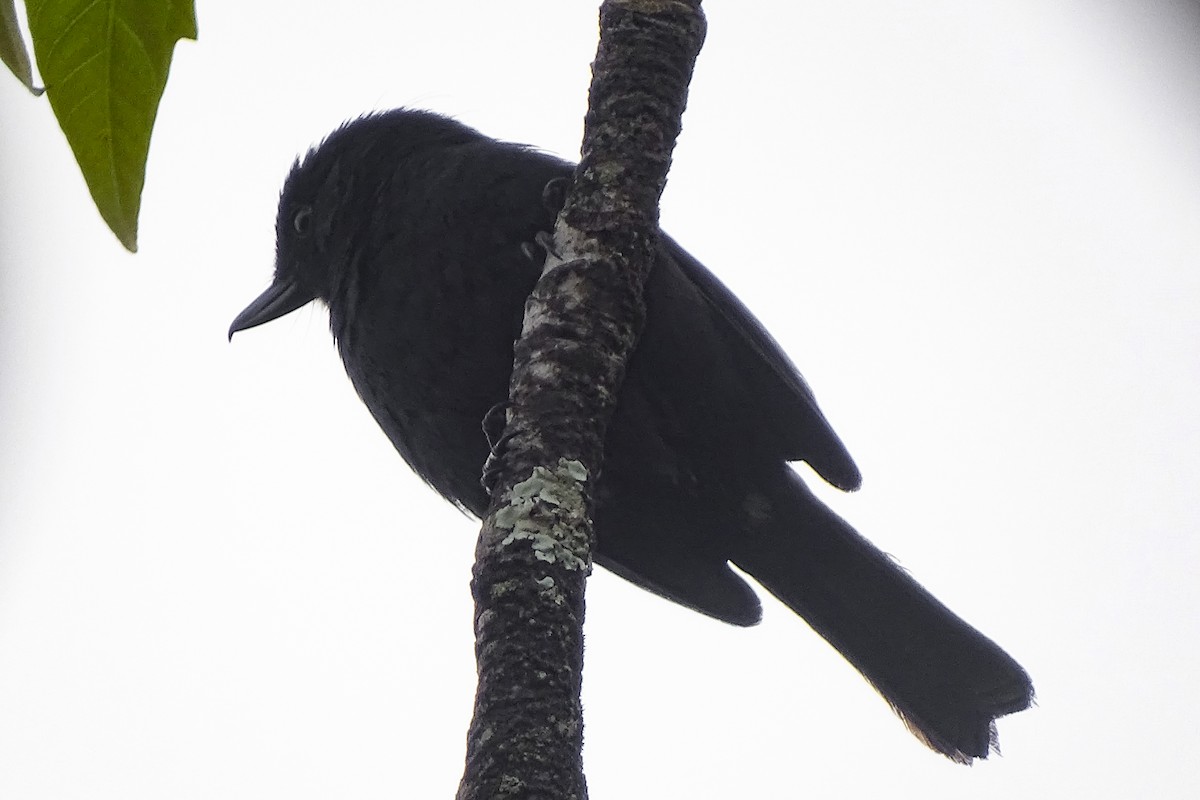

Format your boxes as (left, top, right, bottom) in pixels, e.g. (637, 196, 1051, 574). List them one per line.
(227, 140, 354, 340)
(229, 109, 483, 340)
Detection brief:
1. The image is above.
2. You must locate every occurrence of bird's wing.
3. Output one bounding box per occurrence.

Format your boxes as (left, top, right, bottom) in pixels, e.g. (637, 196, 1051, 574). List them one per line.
(658, 235, 862, 491)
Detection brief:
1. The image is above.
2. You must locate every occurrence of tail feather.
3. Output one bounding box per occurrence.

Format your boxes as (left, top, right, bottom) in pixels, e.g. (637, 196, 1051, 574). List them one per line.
(731, 468, 1033, 762)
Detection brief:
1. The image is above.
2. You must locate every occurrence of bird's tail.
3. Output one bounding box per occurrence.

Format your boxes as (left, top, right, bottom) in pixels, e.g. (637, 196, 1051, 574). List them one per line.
(730, 468, 1033, 763)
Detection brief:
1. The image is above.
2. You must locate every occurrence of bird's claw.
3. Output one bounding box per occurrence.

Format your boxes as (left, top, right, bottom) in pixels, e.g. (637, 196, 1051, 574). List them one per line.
(520, 231, 562, 266)
(482, 401, 510, 450)
(518, 178, 571, 268)
(481, 402, 514, 495)
(541, 177, 570, 214)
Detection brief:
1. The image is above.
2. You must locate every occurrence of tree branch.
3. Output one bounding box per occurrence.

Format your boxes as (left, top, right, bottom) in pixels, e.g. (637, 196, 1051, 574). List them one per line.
(456, 2, 706, 798)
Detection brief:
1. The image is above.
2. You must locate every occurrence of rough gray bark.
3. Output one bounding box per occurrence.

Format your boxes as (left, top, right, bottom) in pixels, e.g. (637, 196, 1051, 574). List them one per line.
(455, 2, 706, 799)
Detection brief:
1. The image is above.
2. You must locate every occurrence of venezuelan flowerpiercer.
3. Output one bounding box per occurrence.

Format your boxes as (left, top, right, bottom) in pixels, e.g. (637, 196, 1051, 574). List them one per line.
(230, 108, 1032, 761)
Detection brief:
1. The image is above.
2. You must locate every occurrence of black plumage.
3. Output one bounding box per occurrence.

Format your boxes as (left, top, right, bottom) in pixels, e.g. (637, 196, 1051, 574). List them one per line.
(230, 109, 1032, 761)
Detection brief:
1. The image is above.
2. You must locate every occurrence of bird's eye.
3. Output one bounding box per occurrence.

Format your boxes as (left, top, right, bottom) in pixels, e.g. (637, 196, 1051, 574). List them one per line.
(293, 206, 313, 236)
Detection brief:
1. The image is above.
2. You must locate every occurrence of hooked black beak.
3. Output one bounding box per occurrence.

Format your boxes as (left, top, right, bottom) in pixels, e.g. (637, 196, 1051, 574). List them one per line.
(228, 279, 317, 341)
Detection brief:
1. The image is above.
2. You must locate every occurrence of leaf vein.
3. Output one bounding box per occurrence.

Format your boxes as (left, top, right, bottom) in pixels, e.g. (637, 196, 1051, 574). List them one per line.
(43, 0, 104, 68)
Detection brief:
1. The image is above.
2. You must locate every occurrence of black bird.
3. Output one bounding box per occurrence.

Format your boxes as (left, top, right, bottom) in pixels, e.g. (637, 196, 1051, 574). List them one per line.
(230, 109, 1032, 762)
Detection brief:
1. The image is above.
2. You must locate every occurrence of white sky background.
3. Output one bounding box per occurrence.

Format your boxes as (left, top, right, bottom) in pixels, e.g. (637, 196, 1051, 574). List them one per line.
(2, 1, 1199, 797)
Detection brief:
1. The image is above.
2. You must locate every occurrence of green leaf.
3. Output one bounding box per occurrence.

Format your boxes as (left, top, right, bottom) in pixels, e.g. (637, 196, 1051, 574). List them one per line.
(1, 0, 40, 93)
(26, 0, 198, 251)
